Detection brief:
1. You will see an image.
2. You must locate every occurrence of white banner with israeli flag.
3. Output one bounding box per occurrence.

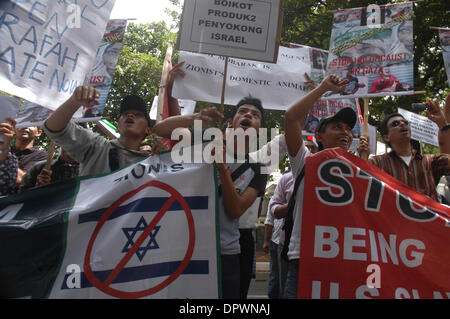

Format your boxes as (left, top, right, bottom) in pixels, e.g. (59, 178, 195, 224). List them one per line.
(0, 151, 219, 299)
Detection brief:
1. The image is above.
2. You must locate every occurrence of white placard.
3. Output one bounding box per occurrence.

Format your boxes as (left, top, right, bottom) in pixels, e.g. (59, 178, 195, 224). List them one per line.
(178, 0, 283, 62)
(173, 46, 312, 110)
(398, 107, 439, 147)
(150, 96, 197, 120)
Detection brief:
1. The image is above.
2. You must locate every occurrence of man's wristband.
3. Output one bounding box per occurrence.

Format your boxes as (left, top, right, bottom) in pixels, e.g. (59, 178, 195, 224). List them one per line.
(440, 124, 450, 132)
(0, 149, 9, 155)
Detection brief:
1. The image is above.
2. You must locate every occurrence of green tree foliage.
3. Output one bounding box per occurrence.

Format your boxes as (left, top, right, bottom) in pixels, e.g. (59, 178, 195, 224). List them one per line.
(102, 22, 178, 128)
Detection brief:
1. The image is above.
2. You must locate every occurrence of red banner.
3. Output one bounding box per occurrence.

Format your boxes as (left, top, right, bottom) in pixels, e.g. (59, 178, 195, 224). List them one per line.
(298, 148, 450, 299)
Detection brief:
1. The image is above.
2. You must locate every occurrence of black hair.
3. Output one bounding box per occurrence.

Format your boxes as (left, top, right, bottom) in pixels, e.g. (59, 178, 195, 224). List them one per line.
(379, 113, 406, 147)
(379, 113, 405, 136)
(231, 96, 265, 127)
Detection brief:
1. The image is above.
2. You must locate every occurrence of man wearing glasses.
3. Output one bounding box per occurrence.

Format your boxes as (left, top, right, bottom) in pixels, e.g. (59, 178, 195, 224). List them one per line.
(357, 97, 450, 202)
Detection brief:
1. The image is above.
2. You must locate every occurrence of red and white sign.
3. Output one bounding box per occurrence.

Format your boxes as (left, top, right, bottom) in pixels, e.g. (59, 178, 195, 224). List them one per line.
(298, 148, 450, 299)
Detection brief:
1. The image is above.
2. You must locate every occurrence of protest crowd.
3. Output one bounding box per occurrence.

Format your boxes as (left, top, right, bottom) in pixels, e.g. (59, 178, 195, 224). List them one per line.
(0, 0, 449, 300)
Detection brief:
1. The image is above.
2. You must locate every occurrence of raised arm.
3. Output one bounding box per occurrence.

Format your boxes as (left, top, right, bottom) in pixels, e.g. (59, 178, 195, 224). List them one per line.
(425, 95, 450, 154)
(0, 118, 15, 165)
(45, 86, 100, 132)
(152, 107, 223, 140)
(284, 75, 347, 157)
(166, 61, 185, 117)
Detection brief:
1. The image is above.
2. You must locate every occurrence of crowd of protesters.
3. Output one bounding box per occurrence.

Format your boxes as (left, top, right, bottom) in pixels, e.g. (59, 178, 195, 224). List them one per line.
(1, 69, 449, 299)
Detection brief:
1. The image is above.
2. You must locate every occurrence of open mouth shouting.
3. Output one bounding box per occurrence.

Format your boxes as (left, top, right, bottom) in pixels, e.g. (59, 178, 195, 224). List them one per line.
(338, 136, 351, 148)
(399, 127, 409, 134)
(239, 119, 252, 130)
(124, 117, 135, 125)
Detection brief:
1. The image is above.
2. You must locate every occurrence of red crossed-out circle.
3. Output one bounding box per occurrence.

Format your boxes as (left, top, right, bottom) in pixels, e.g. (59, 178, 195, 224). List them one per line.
(83, 180, 195, 299)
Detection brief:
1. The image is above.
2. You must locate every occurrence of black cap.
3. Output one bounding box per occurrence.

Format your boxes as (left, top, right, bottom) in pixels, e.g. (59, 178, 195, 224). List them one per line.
(316, 107, 357, 133)
(120, 95, 151, 127)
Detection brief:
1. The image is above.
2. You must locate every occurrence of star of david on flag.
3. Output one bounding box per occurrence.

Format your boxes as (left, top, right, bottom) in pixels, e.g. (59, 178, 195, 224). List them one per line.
(122, 216, 161, 261)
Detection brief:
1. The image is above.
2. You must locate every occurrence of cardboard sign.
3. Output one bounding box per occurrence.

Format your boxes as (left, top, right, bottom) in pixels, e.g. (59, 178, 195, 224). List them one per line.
(178, 0, 283, 62)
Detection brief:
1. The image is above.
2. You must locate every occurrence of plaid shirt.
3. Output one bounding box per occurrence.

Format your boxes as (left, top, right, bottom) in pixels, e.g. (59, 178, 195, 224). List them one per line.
(369, 150, 450, 202)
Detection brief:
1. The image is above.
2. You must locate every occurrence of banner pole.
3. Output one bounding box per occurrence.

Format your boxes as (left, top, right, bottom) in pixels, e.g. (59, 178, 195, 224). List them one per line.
(219, 56, 229, 129)
(157, 41, 174, 124)
(361, 97, 370, 160)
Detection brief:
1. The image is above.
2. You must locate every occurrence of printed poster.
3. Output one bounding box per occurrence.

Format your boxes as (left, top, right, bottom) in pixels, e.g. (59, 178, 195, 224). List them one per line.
(325, 2, 415, 99)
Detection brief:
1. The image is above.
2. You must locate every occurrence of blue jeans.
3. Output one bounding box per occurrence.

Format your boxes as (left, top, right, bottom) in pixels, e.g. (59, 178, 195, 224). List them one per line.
(283, 259, 299, 299)
(221, 254, 240, 299)
(268, 241, 289, 299)
(267, 241, 280, 299)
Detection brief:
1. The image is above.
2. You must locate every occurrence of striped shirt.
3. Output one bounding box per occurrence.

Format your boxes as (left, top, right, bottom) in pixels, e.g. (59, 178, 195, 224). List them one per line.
(369, 150, 450, 202)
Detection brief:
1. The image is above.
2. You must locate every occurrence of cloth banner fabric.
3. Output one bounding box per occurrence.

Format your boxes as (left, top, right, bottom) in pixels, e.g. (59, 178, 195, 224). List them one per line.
(298, 148, 450, 299)
(172, 46, 312, 110)
(438, 28, 450, 88)
(0, 0, 116, 110)
(0, 95, 20, 124)
(172, 45, 361, 135)
(9, 19, 126, 129)
(0, 152, 219, 299)
(325, 2, 414, 99)
(14, 100, 53, 129)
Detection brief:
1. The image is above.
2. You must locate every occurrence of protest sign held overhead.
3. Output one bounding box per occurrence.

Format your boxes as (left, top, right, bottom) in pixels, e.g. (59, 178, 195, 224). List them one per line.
(5, 19, 126, 128)
(324, 2, 415, 99)
(178, 0, 283, 62)
(173, 46, 310, 110)
(298, 148, 450, 299)
(79, 19, 127, 122)
(303, 97, 362, 139)
(173, 44, 361, 137)
(0, 0, 116, 110)
(398, 107, 439, 147)
(0, 151, 219, 299)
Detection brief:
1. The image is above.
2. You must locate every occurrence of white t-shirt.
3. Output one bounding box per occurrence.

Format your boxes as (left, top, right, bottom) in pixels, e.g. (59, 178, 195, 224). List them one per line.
(239, 197, 261, 229)
(400, 155, 412, 167)
(287, 143, 311, 260)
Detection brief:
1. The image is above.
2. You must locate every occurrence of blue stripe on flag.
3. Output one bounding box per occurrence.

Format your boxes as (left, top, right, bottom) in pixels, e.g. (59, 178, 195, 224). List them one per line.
(60, 260, 209, 289)
(78, 196, 209, 224)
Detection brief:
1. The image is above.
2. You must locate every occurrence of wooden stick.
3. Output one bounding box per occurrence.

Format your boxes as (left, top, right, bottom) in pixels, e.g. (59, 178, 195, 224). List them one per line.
(219, 56, 229, 129)
(45, 141, 56, 170)
(429, 26, 449, 31)
(360, 97, 370, 160)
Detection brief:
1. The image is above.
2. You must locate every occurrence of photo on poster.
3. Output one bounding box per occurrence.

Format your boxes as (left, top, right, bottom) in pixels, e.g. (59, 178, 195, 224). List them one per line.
(81, 20, 128, 121)
(325, 2, 414, 99)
